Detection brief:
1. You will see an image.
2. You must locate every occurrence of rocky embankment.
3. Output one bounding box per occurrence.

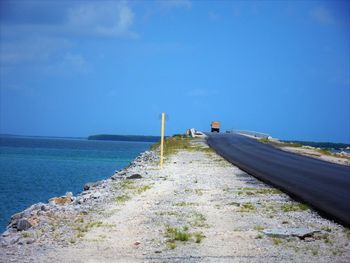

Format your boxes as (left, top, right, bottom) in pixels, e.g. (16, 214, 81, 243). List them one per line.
(1, 141, 349, 263)
(0, 150, 158, 260)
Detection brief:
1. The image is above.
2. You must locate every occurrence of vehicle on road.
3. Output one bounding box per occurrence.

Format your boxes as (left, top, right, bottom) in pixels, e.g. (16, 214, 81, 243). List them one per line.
(211, 121, 220, 133)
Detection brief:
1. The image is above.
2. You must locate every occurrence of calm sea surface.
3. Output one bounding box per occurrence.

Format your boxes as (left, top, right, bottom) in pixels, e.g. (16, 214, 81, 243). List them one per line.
(0, 136, 153, 232)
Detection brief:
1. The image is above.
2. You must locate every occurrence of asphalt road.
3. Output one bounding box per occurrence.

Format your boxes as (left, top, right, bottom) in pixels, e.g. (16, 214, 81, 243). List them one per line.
(207, 133, 350, 227)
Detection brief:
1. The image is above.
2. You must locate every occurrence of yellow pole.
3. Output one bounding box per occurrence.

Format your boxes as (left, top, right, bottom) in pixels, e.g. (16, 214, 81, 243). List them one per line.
(160, 112, 165, 168)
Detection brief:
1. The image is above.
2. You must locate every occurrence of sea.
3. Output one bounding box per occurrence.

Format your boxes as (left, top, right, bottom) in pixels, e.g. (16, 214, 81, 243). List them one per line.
(0, 136, 153, 232)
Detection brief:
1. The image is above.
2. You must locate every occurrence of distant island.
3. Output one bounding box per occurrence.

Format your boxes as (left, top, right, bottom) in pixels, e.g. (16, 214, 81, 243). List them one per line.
(88, 134, 161, 142)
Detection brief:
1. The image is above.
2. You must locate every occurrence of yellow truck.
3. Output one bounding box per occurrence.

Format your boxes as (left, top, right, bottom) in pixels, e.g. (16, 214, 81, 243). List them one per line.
(211, 121, 220, 133)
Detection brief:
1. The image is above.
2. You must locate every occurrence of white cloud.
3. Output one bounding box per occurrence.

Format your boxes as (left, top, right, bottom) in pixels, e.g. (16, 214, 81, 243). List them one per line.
(49, 52, 90, 74)
(158, 0, 192, 10)
(66, 1, 136, 37)
(310, 6, 333, 25)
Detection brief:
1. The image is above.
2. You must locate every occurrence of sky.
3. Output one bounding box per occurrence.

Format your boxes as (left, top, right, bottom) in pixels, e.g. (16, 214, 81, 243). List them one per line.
(0, 0, 349, 142)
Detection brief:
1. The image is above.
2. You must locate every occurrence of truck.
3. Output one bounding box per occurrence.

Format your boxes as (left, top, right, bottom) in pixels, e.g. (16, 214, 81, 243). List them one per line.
(211, 121, 220, 133)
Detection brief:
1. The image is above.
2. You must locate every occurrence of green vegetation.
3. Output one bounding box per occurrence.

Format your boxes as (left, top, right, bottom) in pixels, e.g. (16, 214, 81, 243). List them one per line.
(321, 226, 332, 232)
(237, 187, 281, 196)
(283, 140, 349, 150)
(311, 249, 319, 256)
(166, 225, 191, 241)
(343, 228, 350, 239)
(255, 234, 263, 239)
(115, 194, 131, 203)
(254, 225, 265, 231)
(194, 232, 205, 243)
(118, 180, 152, 194)
(194, 189, 204, 196)
(281, 203, 309, 212)
(271, 237, 283, 245)
(165, 225, 206, 248)
(238, 202, 256, 212)
(259, 138, 302, 148)
(137, 185, 151, 193)
(167, 242, 177, 249)
(74, 221, 103, 233)
(175, 201, 197, 206)
(190, 212, 208, 228)
(21, 231, 33, 238)
(150, 135, 213, 156)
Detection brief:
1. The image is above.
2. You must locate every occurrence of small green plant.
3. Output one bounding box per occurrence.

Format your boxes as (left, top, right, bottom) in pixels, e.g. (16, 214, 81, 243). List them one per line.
(175, 201, 196, 206)
(115, 194, 130, 203)
(237, 187, 280, 196)
(194, 189, 204, 196)
(119, 180, 135, 190)
(272, 237, 282, 245)
(21, 232, 32, 238)
(194, 232, 205, 243)
(343, 227, 350, 239)
(254, 225, 264, 231)
(137, 185, 151, 193)
(321, 226, 332, 232)
(167, 242, 176, 249)
(165, 225, 191, 241)
(255, 234, 263, 239)
(281, 203, 309, 212)
(191, 212, 208, 227)
(238, 202, 255, 212)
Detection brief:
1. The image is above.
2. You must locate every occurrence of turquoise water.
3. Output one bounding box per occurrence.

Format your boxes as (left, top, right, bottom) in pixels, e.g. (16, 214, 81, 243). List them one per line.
(0, 136, 153, 232)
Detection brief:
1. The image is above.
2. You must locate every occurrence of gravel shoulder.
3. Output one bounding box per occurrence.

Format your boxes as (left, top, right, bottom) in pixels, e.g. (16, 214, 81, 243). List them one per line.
(1, 140, 349, 262)
(280, 146, 350, 166)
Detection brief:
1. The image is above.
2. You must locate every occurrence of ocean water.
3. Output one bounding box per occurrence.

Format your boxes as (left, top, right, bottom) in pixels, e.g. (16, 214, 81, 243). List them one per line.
(0, 136, 153, 232)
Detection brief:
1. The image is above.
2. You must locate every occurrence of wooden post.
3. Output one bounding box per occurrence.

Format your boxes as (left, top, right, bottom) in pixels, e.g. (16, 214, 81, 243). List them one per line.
(160, 112, 165, 168)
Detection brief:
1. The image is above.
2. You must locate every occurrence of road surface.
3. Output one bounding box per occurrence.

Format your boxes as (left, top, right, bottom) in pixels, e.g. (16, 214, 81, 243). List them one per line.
(207, 133, 350, 226)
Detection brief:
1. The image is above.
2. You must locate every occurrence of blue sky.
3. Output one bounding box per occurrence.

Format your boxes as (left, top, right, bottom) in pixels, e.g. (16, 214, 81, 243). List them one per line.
(0, 0, 349, 142)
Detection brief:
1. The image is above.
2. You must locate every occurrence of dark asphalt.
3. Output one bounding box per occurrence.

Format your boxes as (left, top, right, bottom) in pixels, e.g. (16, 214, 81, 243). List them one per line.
(207, 133, 350, 227)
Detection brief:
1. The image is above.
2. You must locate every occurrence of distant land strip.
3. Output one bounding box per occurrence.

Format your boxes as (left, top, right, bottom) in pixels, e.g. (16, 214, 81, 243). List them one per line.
(283, 140, 350, 150)
(88, 134, 161, 142)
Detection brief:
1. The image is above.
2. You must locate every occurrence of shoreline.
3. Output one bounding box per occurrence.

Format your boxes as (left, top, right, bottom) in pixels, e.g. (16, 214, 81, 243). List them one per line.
(0, 149, 159, 248)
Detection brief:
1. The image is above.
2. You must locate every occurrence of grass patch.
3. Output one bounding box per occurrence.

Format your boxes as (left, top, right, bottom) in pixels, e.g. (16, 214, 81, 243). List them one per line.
(272, 237, 283, 245)
(259, 138, 302, 148)
(194, 232, 205, 243)
(21, 231, 33, 238)
(281, 203, 309, 212)
(238, 202, 255, 212)
(254, 225, 265, 231)
(194, 189, 204, 196)
(115, 194, 130, 203)
(73, 221, 103, 234)
(119, 180, 135, 190)
(175, 201, 197, 206)
(166, 225, 191, 241)
(150, 135, 213, 159)
(190, 212, 208, 228)
(343, 228, 350, 239)
(255, 234, 263, 239)
(237, 187, 281, 196)
(167, 241, 177, 249)
(165, 225, 206, 247)
(137, 185, 151, 193)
